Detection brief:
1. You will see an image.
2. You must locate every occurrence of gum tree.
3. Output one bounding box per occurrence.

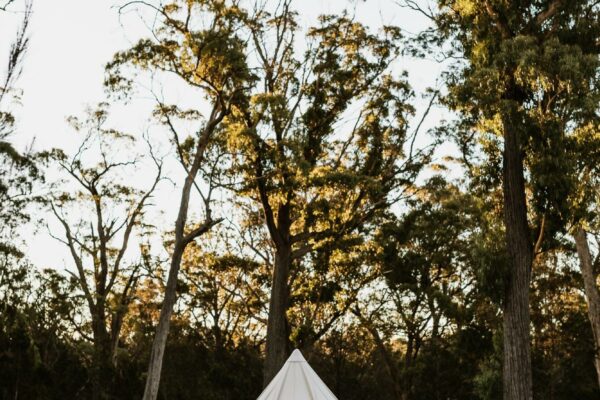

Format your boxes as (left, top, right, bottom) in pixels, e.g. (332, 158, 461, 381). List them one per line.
(48, 105, 162, 399)
(224, 2, 428, 383)
(106, 1, 253, 398)
(417, 0, 600, 398)
(569, 122, 600, 388)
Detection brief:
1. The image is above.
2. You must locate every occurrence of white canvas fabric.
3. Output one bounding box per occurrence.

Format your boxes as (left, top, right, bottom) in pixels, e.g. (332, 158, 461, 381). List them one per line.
(257, 349, 338, 400)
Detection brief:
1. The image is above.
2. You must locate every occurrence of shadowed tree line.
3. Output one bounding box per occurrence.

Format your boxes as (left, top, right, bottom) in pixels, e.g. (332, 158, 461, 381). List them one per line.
(1, 1, 600, 400)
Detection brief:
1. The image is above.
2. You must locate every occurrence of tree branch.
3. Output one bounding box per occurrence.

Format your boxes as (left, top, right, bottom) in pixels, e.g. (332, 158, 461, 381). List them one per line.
(534, 0, 565, 26)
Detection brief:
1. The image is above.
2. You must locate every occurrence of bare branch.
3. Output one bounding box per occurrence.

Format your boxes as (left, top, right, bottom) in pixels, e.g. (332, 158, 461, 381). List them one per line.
(409, 89, 439, 160)
(0, 0, 31, 106)
(51, 203, 94, 308)
(183, 218, 224, 246)
(106, 153, 163, 294)
(396, 0, 435, 20)
(534, 0, 565, 26)
(0, 0, 16, 11)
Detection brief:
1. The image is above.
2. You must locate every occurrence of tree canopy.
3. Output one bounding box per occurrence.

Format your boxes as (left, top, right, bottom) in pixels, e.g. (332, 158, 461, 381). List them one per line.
(1, 1, 600, 400)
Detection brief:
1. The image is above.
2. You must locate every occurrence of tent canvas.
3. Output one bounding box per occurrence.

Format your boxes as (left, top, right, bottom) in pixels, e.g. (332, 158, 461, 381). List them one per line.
(257, 349, 338, 400)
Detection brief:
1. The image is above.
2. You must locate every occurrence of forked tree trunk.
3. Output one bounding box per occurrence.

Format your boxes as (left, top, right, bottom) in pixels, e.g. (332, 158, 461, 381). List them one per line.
(263, 246, 292, 386)
(574, 226, 600, 389)
(501, 104, 533, 400)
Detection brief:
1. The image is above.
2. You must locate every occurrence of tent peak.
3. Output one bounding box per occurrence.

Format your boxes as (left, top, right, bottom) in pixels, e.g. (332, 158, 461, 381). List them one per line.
(257, 348, 338, 399)
(287, 349, 306, 362)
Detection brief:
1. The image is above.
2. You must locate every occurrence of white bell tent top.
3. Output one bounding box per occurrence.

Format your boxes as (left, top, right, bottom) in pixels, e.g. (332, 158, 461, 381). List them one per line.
(257, 349, 338, 400)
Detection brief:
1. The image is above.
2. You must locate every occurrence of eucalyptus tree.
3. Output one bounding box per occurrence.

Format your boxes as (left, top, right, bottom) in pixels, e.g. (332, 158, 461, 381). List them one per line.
(569, 126, 600, 388)
(415, 0, 600, 397)
(574, 224, 600, 389)
(106, 1, 253, 398)
(221, 1, 429, 383)
(0, 0, 36, 259)
(48, 104, 162, 399)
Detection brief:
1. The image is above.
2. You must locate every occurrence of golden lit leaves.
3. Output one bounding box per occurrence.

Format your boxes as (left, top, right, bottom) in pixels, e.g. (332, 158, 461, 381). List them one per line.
(106, 0, 253, 105)
(453, 0, 477, 17)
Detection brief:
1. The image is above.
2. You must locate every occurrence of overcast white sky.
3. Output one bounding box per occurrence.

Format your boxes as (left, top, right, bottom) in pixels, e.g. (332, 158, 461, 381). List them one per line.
(1, 0, 449, 271)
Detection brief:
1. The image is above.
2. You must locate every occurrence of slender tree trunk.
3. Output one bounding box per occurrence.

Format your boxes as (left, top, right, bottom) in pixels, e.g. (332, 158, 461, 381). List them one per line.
(574, 226, 600, 389)
(110, 311, 125, 367)
(263, 246, 292, 386)
(142, 167, 199, 400)
(142, 106, 222, 400)
(501, 104, 533, 400)
(142, 241, 186, 400)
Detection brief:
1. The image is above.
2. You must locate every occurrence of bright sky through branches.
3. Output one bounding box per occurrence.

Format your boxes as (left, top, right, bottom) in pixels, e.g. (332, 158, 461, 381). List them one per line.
(0, 0, 447, 270)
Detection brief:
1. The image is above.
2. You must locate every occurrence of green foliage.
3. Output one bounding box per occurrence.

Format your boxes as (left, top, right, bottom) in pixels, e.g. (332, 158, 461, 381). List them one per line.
(429, 0, 600, 244)
(106, 0, 253, 109)
(0, 2, 39, 258)
(216, 5, 430, 358)
(2, 1, 600, 400)
(0, 259, 88, 400)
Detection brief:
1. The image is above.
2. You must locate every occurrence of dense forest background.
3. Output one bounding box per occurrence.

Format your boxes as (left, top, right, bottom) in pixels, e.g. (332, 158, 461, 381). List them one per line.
(1, 0, 600, 399)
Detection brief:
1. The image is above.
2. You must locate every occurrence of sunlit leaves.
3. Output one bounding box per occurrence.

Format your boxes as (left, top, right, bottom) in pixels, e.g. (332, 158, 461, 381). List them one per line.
(430, 0, 600, 247)
(106, 0, 253, 107)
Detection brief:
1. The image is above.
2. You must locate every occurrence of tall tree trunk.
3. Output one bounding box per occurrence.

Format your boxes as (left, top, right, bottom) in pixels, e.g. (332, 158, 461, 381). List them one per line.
(263, 246, 292, 386)
(142, 241, 186, 400)
(501, 104, 533, 400)
(142, 105, 222, 400)
(574, 226, 600, 389)
(91, 307, 112, 400)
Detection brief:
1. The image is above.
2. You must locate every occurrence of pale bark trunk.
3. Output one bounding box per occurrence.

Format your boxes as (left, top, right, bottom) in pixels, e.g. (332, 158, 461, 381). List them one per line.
(501, 105, 533, 400)
(263, 246, 292, 386)
(142, 106, 222, 400)
(142, 241, 186, 400)
(574, 226, 600, 389)
(403, 335, 415, 400)
(142, 170, 203, 400)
